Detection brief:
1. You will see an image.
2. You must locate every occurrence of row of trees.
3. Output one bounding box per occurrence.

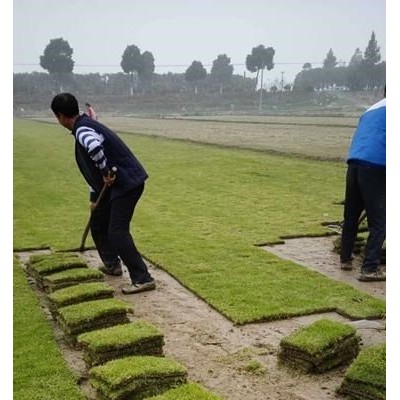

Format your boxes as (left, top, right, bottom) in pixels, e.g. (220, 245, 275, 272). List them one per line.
(293, 32, 385, 91)
(38, 38, 239, 94)
(24, 31, 384, 97)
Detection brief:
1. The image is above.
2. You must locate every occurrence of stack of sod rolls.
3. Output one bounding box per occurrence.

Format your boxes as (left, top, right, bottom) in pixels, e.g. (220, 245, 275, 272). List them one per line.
(27, 253, 88, 290)
(56, 298, 132, 344)
(89, 355, 187, 399)
(47, 282, 115, 316)
(77, 320, 165, 366)
(338, 343, 385, 400)
(278, 319, 361, 373)
(147, 382, 224, 399)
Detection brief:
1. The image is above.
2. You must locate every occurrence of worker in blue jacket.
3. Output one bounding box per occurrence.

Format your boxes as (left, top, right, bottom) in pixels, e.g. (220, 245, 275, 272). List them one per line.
(51, 93, 156, 294)
(340, 87, 386, 281)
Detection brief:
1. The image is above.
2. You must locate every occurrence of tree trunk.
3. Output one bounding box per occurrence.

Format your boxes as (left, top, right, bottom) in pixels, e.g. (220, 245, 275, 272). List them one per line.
(130, 72, 134, 96)
(258, 68, 264, 111)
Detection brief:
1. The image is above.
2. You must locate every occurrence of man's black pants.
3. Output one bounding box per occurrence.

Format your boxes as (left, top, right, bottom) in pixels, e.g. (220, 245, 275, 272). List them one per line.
(340, 163, 386, 272)
(90, 184, 152, 283)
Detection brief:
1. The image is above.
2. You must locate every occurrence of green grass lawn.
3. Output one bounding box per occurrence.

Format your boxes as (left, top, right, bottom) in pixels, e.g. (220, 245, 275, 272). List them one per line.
(13, 257, 85, 400)
(13, 119, 385, 324)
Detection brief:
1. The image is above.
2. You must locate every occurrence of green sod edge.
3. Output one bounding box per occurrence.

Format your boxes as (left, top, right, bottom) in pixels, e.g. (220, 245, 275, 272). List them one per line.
(44, 268, 104, 284)
(280, 319, 358, 356)
(147, 382, 225, 399)
(47, 282, 115, 308)
(13, 256, 85, 400)
(342, 343, 386, 390)
(58, 298, 132, 328)
(89, 355, 187, 389)
(77, 320, 164, 352)
(145, 255, 385, 325)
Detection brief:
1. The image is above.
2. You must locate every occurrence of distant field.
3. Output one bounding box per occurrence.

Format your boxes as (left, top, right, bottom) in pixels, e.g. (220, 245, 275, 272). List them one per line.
(37, 115, 357, 161)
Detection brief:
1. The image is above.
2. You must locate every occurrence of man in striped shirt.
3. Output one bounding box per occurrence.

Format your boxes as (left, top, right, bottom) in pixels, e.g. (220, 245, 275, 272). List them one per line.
(51, 93, 156, 294)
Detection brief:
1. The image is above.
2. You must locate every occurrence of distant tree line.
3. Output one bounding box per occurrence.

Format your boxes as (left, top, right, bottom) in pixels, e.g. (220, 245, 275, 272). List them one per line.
(293, 32, 385, 91)
(14, 31, 385, 98)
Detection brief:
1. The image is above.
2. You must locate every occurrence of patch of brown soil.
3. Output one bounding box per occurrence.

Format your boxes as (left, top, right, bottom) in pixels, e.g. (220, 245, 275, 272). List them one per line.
(16, 238, 385, 400)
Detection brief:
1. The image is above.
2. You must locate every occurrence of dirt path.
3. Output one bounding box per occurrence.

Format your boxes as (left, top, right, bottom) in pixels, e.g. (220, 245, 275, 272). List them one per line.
(16, 237, 385, 400)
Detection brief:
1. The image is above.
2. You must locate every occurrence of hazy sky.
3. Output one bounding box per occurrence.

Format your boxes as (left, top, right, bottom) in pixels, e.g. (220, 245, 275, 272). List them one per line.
(14, 0, 386, 84)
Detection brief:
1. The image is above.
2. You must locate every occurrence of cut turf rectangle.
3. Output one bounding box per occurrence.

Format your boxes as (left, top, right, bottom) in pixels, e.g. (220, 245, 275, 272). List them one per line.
(27, 253, 89, 289)
(47, 282, 115, 315)
(77, 320, 164, 367)
(278, 319, 360, 373)
(56, 298, 132, 343)
(337, 343, 385, 400)
(42, 268, 104, 293)
(146, 382, 224, 399)
(89, 355, 187, 400)
(27, 253, 88, 276)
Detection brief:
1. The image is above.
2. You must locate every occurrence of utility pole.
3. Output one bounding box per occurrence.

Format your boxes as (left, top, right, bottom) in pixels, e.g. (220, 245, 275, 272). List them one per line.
(279, 71, 284, 104)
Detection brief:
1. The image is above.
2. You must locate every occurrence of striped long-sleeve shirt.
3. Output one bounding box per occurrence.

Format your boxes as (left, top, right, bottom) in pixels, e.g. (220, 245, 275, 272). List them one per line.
(75, 125, 109, 176)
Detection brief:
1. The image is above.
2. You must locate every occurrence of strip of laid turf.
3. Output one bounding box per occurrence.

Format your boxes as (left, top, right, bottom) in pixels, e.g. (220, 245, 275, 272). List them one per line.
(13, 257, 85, 400)
(13, 119, 385, 324)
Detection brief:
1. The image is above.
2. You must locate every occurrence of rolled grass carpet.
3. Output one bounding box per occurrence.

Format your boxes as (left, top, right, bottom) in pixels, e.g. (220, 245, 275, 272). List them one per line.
(77, 320, 165, 366)
(278, 319, 361, 373)
(337, 343, 386, 400)
(89, 355, 187, 400)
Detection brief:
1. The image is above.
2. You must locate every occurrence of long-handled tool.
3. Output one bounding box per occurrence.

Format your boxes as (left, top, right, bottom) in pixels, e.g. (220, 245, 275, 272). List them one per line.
(79, 167, 117, 252)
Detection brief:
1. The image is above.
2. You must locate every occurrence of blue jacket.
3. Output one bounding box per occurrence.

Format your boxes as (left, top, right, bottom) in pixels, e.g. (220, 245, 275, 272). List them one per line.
(348, 98, 386, 167)
(72, 114, 148, 200)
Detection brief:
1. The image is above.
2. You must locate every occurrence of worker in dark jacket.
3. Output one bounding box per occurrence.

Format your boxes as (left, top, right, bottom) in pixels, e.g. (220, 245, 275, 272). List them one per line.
(51, 93, 155, 294)
(340, 87, 386, 282)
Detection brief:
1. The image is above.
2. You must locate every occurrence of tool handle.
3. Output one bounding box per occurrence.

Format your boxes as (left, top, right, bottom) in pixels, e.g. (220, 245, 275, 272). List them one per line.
(79, 166, 117, 251)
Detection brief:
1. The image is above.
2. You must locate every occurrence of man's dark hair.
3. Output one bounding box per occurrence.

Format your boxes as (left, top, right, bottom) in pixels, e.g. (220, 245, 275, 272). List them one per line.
(51, 93, 79, 118)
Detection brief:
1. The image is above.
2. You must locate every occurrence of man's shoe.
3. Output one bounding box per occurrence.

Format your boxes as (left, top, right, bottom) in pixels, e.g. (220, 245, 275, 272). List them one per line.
(340, 261, 353, 271)
(99, 264, 123, 276)
(358, 270, 386, 282)
(122, 279, 156, 294)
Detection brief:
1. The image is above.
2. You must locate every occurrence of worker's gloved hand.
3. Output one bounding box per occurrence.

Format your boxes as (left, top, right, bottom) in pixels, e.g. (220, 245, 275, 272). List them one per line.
(102, 167, 117, 186)
(89, 202, 96, 210)
(103, 170, 116, 186)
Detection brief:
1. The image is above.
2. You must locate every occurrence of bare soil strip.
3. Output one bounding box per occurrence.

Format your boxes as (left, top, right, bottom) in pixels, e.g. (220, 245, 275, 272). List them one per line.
(16, 239, 385, 400)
